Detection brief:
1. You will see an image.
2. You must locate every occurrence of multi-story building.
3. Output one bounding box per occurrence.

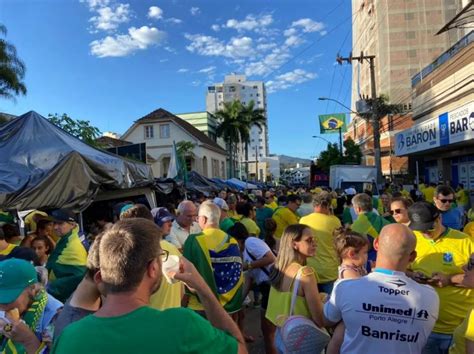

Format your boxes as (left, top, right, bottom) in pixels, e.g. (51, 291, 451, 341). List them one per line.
(347, 0, 465, 173)
(206, 74, 269, 181)
(175, 111, 226, 150)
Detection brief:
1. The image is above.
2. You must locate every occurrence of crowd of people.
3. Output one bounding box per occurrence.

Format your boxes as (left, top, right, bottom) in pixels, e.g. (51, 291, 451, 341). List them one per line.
(0, 181, 473, 354)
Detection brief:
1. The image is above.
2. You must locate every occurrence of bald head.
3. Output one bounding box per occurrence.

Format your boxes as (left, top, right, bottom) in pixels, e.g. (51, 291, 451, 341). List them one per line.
(376, 224, 417, 267)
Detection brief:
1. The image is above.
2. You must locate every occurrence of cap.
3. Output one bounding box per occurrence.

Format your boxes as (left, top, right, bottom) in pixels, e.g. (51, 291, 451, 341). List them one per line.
(0, 258, 37, 304)
(50, 209, 76, 223)
(408, 201, 440, 232)
(151, 207, 175, 227)
(213, 197, 229, 211)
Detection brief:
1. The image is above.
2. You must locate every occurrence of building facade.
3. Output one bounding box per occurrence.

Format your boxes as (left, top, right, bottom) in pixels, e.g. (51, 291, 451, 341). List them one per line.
(206, 74, 270, 181)
(347, 0, 465, 172)
(121, 108, 227, 179)
(175, 111, 226, 149)
(395, 31, 473, 187)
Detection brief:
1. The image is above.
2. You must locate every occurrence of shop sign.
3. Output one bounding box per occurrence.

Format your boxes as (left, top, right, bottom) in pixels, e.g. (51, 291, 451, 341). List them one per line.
(395, 101, 473, 156)
(395, 117, 439, 156)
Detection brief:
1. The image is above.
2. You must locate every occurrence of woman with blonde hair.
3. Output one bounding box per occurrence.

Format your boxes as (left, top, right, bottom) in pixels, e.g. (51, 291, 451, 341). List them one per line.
(265, 224, 324, 352)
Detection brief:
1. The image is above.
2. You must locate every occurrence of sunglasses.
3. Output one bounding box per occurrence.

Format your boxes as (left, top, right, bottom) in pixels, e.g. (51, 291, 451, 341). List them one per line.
(438, 199, 454, 204)
(390, 208, 405, 215)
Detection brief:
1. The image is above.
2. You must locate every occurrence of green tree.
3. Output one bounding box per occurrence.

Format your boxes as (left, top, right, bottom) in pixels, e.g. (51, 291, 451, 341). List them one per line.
(215, 101, 243, 178)
(0, 24, 27, 101)
(48, 113, 101, 147)
(176, 141, 195, 156)
(316, 137, 362, 173)
(241, 100, 266, 180)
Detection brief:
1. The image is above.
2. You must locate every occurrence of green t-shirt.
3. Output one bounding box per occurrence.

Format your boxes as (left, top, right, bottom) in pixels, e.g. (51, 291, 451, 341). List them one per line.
(52, 306, 237, 354)
(219, 217, 235, 232)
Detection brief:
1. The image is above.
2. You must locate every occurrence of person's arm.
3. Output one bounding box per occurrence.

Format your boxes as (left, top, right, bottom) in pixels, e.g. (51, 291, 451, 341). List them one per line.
(172, 257, 247, 354)
(300, 267, 324, 328)
(245, 251, 275, 270)
(431, 272, 465, 287)
(340, 268, 360, 280)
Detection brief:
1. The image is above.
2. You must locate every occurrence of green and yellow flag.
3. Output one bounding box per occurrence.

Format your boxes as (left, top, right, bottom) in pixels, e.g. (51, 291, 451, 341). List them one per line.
(318, 113, 347, 134)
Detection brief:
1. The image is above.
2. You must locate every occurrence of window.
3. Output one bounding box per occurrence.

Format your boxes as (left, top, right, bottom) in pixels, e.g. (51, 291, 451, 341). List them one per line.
(217, 86, 223, 93)
(256, 93, 260, 97)
(229, 86, 236, 92)
(253, 85, 258, 89)
(406, 31, 416, 39)
(259, 138, 263, 142)
(208, 86, 216, 93)
(408, 49, 417, 58)
(160, 124, 170, 138)
(144, 125, 154, 139)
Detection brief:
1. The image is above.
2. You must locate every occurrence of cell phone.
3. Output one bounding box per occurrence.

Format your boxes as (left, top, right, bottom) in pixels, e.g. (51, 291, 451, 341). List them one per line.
(414, 273, 431, 282)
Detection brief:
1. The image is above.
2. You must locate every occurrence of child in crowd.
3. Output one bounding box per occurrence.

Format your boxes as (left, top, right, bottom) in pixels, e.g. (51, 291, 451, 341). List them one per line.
(327, 228, 370, 354)
(31, 235, 54, 266)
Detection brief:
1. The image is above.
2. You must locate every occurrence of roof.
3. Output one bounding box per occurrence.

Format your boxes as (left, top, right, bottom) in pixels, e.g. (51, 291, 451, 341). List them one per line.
(126, 108, 227, 155)
(95, 136, 133, 148)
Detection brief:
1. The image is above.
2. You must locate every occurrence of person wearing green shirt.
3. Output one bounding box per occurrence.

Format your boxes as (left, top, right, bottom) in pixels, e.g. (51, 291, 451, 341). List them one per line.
(255, 196, 274, 240)
(213, 197, 235, 232)
(52, 218, 246, 354)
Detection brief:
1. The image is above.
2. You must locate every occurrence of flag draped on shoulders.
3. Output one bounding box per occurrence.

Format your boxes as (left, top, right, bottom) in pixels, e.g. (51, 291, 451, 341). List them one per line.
(183, 228, 243, 313)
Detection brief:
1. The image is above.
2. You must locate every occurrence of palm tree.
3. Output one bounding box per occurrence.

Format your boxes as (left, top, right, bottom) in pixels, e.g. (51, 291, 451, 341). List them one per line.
(0, 24, 27, 101)
(215, 101, 243, 178)
(240, 100, 266, 180)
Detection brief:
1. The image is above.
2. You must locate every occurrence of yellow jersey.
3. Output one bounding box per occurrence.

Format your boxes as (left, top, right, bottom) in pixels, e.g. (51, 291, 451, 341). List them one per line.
(272, 207, 299, 239)
(463, 222, 474, 238)
(150, 240, 183, 310)
(300, 213, 341, 283)
(410, 229, 474, 334)
(449, 308, 474, 354)
(422, 186, 436, 203)
(239, 217, 260, 237)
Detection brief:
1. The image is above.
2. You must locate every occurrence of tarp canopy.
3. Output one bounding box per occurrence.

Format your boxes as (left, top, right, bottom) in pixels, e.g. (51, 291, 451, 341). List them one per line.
(226, 178, 258, 190)
(0, 111, 154, 211)
(186, 171, 220, 195)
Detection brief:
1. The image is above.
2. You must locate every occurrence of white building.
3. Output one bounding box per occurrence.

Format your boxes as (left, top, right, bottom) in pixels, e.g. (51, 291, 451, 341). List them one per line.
(206, 74, 269, 180)
(121, 108, 227, 179)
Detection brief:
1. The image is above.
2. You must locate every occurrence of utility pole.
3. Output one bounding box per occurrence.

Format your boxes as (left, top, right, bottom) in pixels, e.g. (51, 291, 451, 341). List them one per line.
(336, 52, 383, 185)
(255, 144, 259, 182)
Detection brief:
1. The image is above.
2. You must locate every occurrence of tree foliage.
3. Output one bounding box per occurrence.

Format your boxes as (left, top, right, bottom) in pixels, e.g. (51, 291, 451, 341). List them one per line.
(0, 24, 27, 101)
(317, 137, 362, 172)
(358, 94, 404, 120)
(176, 141, 195, 156)
(48, 113, 101, 147)
(215, 100, 266, 178)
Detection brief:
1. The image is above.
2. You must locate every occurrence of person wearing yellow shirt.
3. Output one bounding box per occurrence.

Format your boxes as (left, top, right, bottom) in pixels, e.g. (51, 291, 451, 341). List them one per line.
(423, 183, 437, 203)
(464, 221, 474, 239)
(272, 195, 301, 239)
(407, 201, 474, 353)
(456, 183, 470, 214)
(236, 202, 260, 237)
(150, 207, 183, 310)
(264, 191, 278, 210)
(300, 192, 341, 294)
(449, 253, 474, 354)
(226, 194, 242, 221)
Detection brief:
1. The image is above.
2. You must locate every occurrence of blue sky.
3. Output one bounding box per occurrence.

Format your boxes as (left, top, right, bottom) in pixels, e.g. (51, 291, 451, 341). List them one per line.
(0, 0, 353, 159)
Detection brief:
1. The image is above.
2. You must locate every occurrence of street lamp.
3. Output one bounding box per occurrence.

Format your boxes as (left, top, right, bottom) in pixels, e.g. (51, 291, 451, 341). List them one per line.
(318, 97, 359, 115)
(312, 135, 332, 144)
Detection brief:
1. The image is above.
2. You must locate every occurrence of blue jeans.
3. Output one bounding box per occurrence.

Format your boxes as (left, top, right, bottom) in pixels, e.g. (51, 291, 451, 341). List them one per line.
(422, 332, 453, 354)
(318, 281, 334, 296)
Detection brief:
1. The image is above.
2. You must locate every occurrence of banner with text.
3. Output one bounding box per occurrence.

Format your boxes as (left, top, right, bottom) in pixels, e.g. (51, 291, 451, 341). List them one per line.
(318, 113, 347, 134)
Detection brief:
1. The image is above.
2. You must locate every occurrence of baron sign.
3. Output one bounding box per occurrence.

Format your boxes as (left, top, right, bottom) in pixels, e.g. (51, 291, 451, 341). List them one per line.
(395, 101, 473, 156)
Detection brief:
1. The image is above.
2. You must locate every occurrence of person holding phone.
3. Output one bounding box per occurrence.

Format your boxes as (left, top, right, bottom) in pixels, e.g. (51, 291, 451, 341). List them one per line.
(407, 202, 474, 354)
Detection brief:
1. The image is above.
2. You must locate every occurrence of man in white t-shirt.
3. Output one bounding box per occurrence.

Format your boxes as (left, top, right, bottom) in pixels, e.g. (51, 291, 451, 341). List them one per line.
(324, 223, 439, 354)
(166, 200, 201, 249)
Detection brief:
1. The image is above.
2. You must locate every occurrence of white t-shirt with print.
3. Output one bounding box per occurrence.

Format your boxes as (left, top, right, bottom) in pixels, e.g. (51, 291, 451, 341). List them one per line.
(243, 237, 272, 285)
(324, 270, 439, 354)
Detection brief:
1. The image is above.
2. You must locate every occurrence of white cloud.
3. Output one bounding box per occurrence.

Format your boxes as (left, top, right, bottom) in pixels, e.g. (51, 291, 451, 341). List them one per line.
(148, 6, 163, 20)
(211, 24, 220, 32)
(244, 48, 290, 76)
(164, 46, 177, 53)
(198, 66, 216, 74)
(166, 17, 182, 24)
(266, 69, 317, 93)
(177, 68, 189, 73)
(159, 58, 169, 62)
(81, 0, 110, 8)
(283, 28, 297, 37)
(191, 80, 202, 87)
(291, 18, 325, 33)
(89, 3, 131, 32)
(225, 14, 273, 32)
(256, 42, 276, 51)
(190, 7, 200, 16)
(185, 34, 254, 58)
(284, 35, 304, 47)
(90, 26, 166, 57)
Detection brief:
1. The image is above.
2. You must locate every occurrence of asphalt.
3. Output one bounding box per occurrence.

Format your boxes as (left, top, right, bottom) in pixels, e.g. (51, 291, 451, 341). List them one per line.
(244, 304, 266, 354)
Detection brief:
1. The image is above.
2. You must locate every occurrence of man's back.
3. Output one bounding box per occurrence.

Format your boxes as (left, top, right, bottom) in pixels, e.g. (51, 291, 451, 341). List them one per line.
(300, 212, 341, 283)
(324, 271, 439, 354)
(183, 228, 243, 313)
(52, 306, 237, 354)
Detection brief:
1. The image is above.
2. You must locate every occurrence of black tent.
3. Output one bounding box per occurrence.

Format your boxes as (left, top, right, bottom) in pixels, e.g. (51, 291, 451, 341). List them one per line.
(0, 111, 154, 211)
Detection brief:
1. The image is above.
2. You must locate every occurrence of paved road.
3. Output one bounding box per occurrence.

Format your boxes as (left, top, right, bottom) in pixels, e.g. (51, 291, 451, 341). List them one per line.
(244, 305, 266, 354)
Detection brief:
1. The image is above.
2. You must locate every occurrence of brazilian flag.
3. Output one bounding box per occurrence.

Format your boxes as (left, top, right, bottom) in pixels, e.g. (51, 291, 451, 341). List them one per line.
(183, 229, 243, 313)
(319, 113, 347, 134)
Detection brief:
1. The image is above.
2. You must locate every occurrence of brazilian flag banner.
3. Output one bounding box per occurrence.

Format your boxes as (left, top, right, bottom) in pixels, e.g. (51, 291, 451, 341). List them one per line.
(319, 113, 347, 134)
